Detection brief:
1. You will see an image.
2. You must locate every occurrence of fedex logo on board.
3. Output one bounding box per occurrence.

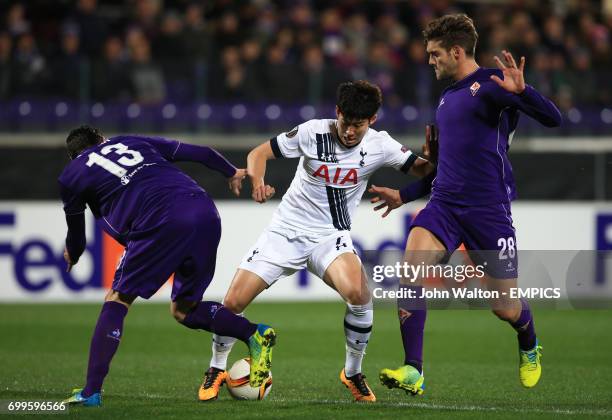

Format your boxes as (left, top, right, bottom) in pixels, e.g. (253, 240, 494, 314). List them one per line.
(0, 211, 121, 292)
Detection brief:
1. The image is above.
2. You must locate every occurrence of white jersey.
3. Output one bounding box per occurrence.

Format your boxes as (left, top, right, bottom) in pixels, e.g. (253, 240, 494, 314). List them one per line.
(267, 119, 416, 236)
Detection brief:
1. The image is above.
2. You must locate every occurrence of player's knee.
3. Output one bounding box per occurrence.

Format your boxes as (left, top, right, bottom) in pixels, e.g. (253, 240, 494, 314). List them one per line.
(343, 287, 370, 306)
(492, 307, 519, 322)
(105, 290, 136, 308)
(222, 293, 244, 314)
(404, 249, 445, 267)
(170, 306, 187, 323)
(171, 300, 197, 323)
(406, 228, 446, 253)
(171, 308, 186, 323)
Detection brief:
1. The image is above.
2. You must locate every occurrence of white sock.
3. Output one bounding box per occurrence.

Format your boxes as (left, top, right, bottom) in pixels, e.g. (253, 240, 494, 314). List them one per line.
(343, 301, 373, 377)
(209, 312, 242, 370)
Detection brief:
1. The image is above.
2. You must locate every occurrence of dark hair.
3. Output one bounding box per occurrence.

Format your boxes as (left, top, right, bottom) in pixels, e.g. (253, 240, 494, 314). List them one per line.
(423, 14, 478, 57)
(66, 125, 104, 159)
(336, 80, 382, 121)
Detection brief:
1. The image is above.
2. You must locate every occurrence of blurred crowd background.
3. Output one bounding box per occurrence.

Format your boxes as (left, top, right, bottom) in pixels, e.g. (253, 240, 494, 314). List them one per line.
(0, 0, 611, 134)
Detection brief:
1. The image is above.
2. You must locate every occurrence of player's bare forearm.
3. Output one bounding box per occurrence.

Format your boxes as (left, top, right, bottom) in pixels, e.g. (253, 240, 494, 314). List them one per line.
(409, 158, 435, 178)
(247, 142, 276, 203)
(247, 142, 274, 187)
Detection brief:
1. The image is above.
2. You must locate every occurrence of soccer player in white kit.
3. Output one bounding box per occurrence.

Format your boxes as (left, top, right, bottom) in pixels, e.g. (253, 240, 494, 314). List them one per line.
(199, 81, 433, 402)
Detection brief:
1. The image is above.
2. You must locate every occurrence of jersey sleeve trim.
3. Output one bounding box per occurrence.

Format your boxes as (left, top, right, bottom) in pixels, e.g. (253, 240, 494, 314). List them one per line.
(270, 137, 283, 158)
(400, 154, 418, 173)
(171, 141, 182, 160)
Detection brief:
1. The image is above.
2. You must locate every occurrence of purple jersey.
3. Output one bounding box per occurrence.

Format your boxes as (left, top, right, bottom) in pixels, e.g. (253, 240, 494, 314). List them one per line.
(431, 68, 561, 206)
(59, 135, 220, 245)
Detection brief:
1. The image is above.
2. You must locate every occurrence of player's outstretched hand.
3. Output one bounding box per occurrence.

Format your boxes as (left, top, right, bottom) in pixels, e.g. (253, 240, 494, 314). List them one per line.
(491, 50, 526, 94)
(252, 184, 275, 203)
(63, 248, 74, 272)
(369, 185, 402, 218)
(229, 168, 247, 197)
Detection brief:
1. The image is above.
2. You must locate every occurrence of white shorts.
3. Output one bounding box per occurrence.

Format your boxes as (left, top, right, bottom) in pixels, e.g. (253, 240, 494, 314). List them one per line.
(238, 228, 358, 286)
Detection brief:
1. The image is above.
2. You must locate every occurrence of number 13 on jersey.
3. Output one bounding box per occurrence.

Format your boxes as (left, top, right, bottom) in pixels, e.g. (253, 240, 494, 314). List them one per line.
(86, 143, 144, 177)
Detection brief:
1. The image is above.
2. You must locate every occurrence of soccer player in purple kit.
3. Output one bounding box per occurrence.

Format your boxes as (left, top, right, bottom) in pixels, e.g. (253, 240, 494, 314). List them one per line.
(371, 14, 562, 394)
(59, 126, 276, 406)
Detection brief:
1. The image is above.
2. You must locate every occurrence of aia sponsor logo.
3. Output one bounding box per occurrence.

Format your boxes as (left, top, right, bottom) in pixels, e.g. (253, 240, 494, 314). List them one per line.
(312, 165, 358, 185)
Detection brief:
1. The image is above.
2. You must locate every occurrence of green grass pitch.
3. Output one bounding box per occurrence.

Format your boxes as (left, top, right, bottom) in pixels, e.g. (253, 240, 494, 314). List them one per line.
(1, 302, 611, 419)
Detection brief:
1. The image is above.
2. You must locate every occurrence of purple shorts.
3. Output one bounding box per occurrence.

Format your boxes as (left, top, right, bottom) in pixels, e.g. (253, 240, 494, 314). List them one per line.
(112, 192, 221, 301)
(411, 199, 518, 279)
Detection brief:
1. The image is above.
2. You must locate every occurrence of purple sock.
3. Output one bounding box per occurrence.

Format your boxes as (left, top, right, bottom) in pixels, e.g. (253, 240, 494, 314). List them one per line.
(82, 301, 128, 397)
(398, 285, 426, 373)
(182, 301, 257, 342)
(510, 298, 537, 351)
